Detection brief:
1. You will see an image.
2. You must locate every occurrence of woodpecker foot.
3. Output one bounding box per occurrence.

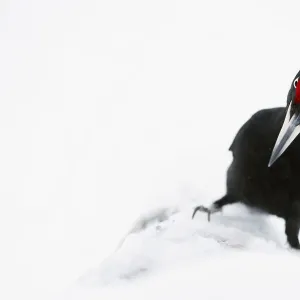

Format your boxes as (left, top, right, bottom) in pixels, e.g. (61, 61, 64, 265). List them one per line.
(192, 205, 219, 222)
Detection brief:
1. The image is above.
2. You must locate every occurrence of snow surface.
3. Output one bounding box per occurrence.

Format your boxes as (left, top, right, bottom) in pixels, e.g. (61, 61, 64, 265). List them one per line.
(61, 201, 300, 299)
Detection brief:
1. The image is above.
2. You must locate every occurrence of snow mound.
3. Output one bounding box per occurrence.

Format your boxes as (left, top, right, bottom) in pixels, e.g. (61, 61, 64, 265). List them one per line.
(77, 201, 289, 288)
(67, 251, 300, 300)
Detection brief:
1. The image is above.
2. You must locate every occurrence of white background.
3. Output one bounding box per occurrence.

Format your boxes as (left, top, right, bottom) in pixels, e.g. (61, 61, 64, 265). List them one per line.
(0, 0, 299, 299)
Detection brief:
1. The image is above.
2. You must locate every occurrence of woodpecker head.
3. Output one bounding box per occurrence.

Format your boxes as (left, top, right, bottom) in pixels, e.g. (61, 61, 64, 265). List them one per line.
(268, 70, 300, 167)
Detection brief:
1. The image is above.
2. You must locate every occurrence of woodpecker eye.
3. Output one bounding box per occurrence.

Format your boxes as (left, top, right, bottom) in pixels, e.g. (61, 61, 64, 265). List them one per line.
(294, 77, 299, 89)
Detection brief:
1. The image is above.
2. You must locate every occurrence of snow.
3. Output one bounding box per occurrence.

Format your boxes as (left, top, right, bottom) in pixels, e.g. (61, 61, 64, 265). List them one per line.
(2, 0, 300, 299)
(67, 252, 300, 300)
(61, 202, 300, 299)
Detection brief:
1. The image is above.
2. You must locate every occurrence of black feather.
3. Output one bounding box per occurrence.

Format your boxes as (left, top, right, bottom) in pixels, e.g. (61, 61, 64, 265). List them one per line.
(193, 70, 300, 249)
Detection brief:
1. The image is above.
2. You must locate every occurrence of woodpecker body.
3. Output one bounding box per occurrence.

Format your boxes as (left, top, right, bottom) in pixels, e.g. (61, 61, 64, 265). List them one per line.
(193, 70, 300, 249)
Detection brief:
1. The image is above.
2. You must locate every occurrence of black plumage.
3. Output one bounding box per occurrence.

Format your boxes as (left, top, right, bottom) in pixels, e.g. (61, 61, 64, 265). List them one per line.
(192, 70, 300, 249)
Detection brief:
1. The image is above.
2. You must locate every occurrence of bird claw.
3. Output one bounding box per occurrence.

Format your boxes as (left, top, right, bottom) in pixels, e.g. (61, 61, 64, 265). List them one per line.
(192, 205, 213, 222)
